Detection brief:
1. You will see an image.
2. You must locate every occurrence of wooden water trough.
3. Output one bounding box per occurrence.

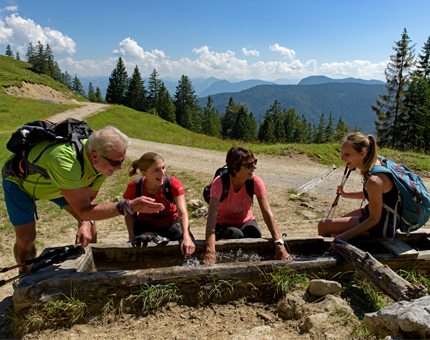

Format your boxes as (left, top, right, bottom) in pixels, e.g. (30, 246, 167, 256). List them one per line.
(12, 230, 430, 313)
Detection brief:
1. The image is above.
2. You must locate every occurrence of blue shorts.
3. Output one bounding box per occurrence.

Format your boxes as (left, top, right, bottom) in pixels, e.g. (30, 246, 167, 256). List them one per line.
(2, 174, 69, 226)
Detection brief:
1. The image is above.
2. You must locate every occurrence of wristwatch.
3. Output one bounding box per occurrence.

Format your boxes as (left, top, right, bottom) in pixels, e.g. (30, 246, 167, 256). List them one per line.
(274, 238, 284, 245)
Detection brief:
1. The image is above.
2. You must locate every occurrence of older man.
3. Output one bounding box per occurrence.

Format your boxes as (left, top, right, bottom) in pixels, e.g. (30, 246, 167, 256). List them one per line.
(2, 125, 164, 272)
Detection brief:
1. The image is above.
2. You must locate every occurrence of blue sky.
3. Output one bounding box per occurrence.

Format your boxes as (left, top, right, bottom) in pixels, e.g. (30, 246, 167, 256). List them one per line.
(1, 0, 430, 82)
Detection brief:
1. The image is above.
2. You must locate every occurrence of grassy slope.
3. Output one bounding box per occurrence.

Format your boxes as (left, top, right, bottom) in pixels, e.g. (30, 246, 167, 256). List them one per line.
(0, 54, 429, 172)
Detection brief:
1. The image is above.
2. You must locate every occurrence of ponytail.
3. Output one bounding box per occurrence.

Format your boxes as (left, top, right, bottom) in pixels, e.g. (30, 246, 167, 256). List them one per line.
(128, 159, 140, 177)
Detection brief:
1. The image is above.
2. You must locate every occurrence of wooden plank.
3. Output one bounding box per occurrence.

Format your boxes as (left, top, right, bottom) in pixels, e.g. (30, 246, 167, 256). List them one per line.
(377, 237, 419, 258)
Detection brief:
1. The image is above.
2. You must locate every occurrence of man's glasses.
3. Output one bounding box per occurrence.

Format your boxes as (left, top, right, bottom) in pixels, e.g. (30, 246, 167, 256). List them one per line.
(101, 155, 126, 167)
(241, 159, 258, 169)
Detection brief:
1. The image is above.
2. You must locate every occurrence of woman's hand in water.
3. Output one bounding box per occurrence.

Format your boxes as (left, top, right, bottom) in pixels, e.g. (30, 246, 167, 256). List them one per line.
(202, 252, 216, 265)
(275, 244, 291, 260)
(181, 238, 196, 257)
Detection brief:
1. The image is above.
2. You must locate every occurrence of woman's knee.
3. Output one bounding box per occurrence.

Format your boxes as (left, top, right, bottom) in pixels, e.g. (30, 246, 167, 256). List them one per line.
(317, 219, 330, 236)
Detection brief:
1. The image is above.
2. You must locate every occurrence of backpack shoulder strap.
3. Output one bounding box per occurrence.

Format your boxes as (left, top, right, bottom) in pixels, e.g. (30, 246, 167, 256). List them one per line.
(219, 171, 230, 202)
(134, 175, 144, 198)
(245, 178, 254, 202)
(163, 173, 175, 203)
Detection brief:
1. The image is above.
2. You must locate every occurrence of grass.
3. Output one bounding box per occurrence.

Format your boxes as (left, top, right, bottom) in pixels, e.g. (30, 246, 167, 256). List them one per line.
(264, 267, 311, 298)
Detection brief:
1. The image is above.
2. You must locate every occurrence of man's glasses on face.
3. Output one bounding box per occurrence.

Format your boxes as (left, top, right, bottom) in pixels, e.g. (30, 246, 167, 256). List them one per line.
(101, 155, 126, 167)
(241, 159, 258, 169)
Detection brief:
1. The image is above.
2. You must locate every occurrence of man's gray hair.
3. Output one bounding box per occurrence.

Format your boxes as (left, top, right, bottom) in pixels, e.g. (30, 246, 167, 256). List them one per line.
(86, 126, 131, 157)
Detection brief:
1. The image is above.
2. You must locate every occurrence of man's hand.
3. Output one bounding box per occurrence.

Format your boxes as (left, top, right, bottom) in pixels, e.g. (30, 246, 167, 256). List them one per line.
(131, 196, 165, 214)
(75, 221, 92, 247)
(181, 238, 196, 257)
(275, 243, 291, 260)
(202, 252, 216, 265)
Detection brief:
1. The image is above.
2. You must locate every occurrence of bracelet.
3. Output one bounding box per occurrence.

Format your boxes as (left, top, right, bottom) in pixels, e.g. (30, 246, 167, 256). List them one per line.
(116, 199, 134, 216)
(80, 220, 94, 226)
(274, 238, 284, 245)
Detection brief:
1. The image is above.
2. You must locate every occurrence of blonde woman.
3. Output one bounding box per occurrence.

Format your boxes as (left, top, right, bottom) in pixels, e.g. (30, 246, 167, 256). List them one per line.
(123, 152, 195, 257)
(318, 132, 398, 242)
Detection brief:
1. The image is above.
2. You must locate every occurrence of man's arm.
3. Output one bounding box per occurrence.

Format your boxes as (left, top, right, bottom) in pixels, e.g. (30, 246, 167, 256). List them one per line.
(60, 187, 165, 221)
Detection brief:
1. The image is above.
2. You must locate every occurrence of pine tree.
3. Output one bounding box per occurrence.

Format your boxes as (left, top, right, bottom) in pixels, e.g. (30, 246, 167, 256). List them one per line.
(258, 112, 276, 143)
(147, 69, 161, 110)
(221, 97, 240, 138)
(266, 100, 286, 142)
(417, 35, 430, 80)
(372, 28, 415, 147)
(45, 44, 59, 80)
(16, 52, 20, 60)
(95, 87, 103, 103)
(402, 77, 430, 151)
(324, 112, 335, 142)
(125, 65, 146, 111)
(5, 44, 14, 58)
(233, 106, 255, 141)
(284, 108, 300, 142)
(26, 42, 36, 65)
(174, 75, 199, 130)
(88, 82, 96, 102)
(106, 57, 128, 104)
(313, 113, 326, 143)
(33, 41, 48, 74)
(157, 83, 176, 122)
(61, 71, 73, 89)
(333, 117, 349, 142)
(202, 95, 221, 137)
(72, 74, 84, 96)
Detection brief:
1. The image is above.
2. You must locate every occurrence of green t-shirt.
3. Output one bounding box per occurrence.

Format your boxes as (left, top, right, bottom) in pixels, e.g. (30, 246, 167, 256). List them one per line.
(5, 139, 106, 200)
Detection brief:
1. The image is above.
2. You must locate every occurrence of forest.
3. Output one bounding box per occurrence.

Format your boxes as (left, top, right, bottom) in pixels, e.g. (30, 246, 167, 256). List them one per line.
(4, 27, 430, 150)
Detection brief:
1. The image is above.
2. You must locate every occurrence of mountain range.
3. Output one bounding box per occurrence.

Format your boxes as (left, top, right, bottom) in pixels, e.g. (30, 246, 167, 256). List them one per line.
(79, 75, 386, 135)
(197, 82, 386, 135)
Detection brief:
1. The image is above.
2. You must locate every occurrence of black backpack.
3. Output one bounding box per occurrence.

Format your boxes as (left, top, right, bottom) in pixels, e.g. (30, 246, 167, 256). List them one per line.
(203, 165, 254, 204)
(3, 118, 93, 185)
(134, 173, 175, 203)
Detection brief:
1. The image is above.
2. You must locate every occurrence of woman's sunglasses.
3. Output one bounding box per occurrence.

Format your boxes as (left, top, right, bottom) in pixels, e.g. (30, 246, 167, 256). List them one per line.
(241, 159, 258, 169)
(101, 155, 126, 167)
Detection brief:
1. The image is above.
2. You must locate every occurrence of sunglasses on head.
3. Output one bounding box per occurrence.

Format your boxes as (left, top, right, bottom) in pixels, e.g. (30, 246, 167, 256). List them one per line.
(241, 159, 258, 169)
(101, 155, 126, 167)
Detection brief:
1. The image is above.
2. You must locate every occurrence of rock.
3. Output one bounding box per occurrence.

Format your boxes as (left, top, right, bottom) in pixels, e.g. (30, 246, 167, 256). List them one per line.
(188, 199, 204, 209)
(191, 206, 208, 218)
(308, 279, 342, 297)
(300, 210, 316, 220)
(300, 202, 314, 209)
(364, 295, 430, 339)
(319, 295, 352, 314)
(38, 98, 60, 104)
(113, 196, 121, 202)
(301, 312, 328, 331)
(230, 325, 276, 340)
(276, 291, 306, 320)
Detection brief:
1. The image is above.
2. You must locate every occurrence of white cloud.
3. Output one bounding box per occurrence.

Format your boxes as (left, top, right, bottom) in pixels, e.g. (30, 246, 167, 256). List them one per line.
(0, 6, 17, 13)
(60, 44, 386, 82)
(269, 43, 296, 60)
(1, 13, 76, 55)
(113, 38, 166, 60)
(242, 47, 260, 57)
(0, 19, 13, 44)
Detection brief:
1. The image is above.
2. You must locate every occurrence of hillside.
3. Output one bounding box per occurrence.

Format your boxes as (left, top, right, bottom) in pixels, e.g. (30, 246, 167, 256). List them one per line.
(199, 83, 386, 134)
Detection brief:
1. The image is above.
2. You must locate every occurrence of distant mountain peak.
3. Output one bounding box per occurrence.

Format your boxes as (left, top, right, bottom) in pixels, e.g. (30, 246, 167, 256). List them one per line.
(298, 75, 384, 86)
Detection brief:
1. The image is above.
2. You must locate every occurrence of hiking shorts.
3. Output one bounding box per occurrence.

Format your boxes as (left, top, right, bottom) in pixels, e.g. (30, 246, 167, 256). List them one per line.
(215, 219, 262, 240)
(2, 174, 69, 226)
(358, 205, 394, 238)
